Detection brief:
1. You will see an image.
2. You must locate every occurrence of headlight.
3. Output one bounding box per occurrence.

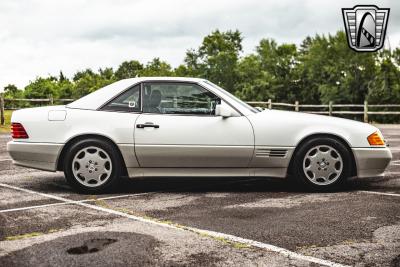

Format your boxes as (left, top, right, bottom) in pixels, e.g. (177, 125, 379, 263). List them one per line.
(367, 131, 385, 146)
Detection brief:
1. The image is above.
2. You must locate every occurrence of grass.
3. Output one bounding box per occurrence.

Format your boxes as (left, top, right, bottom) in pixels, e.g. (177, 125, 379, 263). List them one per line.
(0, 110, 12, 134)
(5, 228, 63, 241)
(201, 235, 250, 249)
(5, 232, 44, 241)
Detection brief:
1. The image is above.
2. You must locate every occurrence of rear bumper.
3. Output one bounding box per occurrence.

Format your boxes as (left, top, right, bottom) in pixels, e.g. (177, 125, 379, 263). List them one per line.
(7, 141, 63, 171)
(352, 147, 392, 178)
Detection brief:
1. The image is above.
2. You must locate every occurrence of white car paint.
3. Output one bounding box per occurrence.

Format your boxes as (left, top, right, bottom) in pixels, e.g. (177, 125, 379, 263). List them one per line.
(7, 77, 391, 181)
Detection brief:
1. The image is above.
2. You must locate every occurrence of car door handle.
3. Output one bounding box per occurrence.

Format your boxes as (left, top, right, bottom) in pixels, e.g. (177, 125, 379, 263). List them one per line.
(136, 123, 160, 129)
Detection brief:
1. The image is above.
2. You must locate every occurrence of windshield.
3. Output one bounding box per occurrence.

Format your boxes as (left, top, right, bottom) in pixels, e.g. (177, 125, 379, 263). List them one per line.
(203, 80, 259, 113)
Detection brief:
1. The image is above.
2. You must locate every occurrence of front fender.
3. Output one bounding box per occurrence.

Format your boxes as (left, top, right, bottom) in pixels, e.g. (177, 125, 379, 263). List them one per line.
(247, 110, 378, 148)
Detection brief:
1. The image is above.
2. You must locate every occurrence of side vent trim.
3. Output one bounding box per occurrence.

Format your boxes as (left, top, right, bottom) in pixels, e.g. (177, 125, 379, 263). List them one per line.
(255, 148, 287, 158)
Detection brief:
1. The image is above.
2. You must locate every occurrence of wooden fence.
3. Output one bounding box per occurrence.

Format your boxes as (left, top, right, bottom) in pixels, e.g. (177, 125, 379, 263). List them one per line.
(1, 94, 400, 125)
(247, 100, 400, 123)
(0, 94, 74, 125)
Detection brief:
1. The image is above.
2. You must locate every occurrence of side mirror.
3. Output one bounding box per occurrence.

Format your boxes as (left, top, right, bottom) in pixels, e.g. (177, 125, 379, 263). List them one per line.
(215, 104, 233, 117)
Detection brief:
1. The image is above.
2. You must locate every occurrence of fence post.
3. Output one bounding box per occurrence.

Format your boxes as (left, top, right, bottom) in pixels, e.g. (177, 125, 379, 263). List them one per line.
(0, 93, 4, 126)
(328, 101, 333, 116)
(49, 94, 54, 105)
(295, 101, 299, 112)
(268, 99, 272, 109)
(364, 100, 368, 123)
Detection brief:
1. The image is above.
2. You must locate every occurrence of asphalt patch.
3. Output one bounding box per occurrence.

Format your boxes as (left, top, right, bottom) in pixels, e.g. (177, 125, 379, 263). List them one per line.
(183, 252, 223, 266)
(0, 232, 161, 267)
(392, 254, 400, 267)
(67, 238, 118, 254)
(0, 205, 118, 241)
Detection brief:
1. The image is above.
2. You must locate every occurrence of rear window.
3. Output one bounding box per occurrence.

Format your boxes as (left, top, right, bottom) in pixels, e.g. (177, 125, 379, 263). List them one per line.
(101, 85, 141, 112)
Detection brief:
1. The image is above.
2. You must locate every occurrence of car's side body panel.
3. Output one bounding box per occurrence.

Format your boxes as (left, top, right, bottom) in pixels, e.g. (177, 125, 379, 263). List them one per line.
(6, 77, 392, 180)
(10, 106, 68, 144)
(64, 109, 137, 145)
(10, 106, 141, 170)
(352, 148, 392, 178)
(248, 146, 294, 169)
(246, 109, 378, 148)
(127, 167, 287, 178)
(134, 114, 254, 167)
(135, 145, 255, 168)
(62, 108, 141, 169)
(7, 141, 62, 171)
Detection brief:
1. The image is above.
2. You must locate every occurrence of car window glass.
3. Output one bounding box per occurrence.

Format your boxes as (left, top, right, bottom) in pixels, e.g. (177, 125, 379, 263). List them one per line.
(101, 84, 141, 112)
(143, 82, 220, 115)
(203, 80, 259, 113)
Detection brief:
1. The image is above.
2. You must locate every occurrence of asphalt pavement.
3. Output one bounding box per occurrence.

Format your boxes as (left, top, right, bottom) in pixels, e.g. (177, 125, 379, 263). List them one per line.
(0, 125, 399, 267)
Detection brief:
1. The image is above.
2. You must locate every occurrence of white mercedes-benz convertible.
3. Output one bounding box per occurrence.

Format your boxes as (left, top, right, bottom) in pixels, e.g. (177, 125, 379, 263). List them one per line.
(7, 77, 392, 193)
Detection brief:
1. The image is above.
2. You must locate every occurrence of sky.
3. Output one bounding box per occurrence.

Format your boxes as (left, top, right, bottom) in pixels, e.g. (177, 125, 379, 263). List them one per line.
(0, 0, 399, 92)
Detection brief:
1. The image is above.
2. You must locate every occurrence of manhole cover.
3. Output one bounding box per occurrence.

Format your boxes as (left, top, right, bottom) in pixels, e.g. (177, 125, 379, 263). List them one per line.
(67, 238, 117, 255)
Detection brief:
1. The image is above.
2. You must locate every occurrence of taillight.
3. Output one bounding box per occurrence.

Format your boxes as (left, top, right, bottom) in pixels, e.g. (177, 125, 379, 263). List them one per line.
(11, 123, 29, 139)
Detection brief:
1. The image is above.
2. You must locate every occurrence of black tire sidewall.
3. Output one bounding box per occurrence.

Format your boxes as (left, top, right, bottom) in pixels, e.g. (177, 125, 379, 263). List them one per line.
(63, 138, 121, 193)
(291, 137, 352, 191)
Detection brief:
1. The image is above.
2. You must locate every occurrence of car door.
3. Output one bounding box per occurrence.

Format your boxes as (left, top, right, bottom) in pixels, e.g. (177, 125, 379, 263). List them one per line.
(98, 83, 142, 169)
(134, 81, 254, 168)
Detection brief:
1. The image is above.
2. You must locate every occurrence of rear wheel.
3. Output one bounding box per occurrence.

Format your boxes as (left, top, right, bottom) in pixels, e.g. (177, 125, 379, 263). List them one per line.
(64, 138, 121, 193)
(290, 137, 352, 191)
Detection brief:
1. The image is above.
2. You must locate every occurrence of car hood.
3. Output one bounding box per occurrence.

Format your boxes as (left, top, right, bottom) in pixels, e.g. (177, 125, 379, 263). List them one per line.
(262, 109, 370, 128)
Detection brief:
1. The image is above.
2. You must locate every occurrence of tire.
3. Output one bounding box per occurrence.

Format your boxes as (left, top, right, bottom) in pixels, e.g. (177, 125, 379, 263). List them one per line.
(289, 137, 352, 191)
(63, 138, 122, 193)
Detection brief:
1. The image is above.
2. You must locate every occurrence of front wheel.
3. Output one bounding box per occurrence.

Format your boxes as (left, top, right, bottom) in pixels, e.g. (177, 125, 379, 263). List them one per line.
(64, 138, 121, 193)
(290, 137, 352, 191)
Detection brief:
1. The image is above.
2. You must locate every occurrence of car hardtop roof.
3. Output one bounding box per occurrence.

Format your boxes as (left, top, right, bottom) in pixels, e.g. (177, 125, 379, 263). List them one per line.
(123, 77, 205, 83)
(67, 77, 207, 110)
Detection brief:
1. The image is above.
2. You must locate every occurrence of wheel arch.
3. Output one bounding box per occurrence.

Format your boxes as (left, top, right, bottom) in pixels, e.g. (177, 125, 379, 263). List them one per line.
(287, 133, 357, 177)
(56, 134, 128, 176)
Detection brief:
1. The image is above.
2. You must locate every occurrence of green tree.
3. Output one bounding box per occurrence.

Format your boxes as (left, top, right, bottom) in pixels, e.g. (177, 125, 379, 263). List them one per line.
(368, 50, 400, 104)
(257, 39, 299, 102)
(184, 29, 242, 92)
(299, 32, 376, 104)
(236, 39, 300, 102)
(235, 54, 274, 101)
(140, 58, 173, 76)
(115, 60, 143, 79)
(99, 67, 115, 81)
(173, 64, 192, 77)
(4, 84, 22, 97)
(73, 69, 95, 82)
(24, 77, 58, 99)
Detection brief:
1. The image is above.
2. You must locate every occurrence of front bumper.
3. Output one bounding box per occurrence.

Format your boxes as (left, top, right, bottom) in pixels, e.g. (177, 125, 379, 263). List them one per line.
(7, 141, 63, 171)
(352, 147, 392, 178)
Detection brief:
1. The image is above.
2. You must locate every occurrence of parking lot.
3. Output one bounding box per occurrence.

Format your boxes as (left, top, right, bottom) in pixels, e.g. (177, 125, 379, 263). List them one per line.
(0, 125, 399, 267)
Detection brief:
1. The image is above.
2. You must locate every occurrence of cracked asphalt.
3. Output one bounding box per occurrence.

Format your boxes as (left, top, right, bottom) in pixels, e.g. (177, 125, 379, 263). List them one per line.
(0, 125, 399, 267)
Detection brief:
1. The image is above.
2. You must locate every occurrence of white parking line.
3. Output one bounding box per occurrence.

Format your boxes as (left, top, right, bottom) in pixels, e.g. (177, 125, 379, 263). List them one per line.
(0, 178, 263, 213)
(0, 182, 348, 267)
(359, 190, 400, 197)
(0, 192, 152, 213)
